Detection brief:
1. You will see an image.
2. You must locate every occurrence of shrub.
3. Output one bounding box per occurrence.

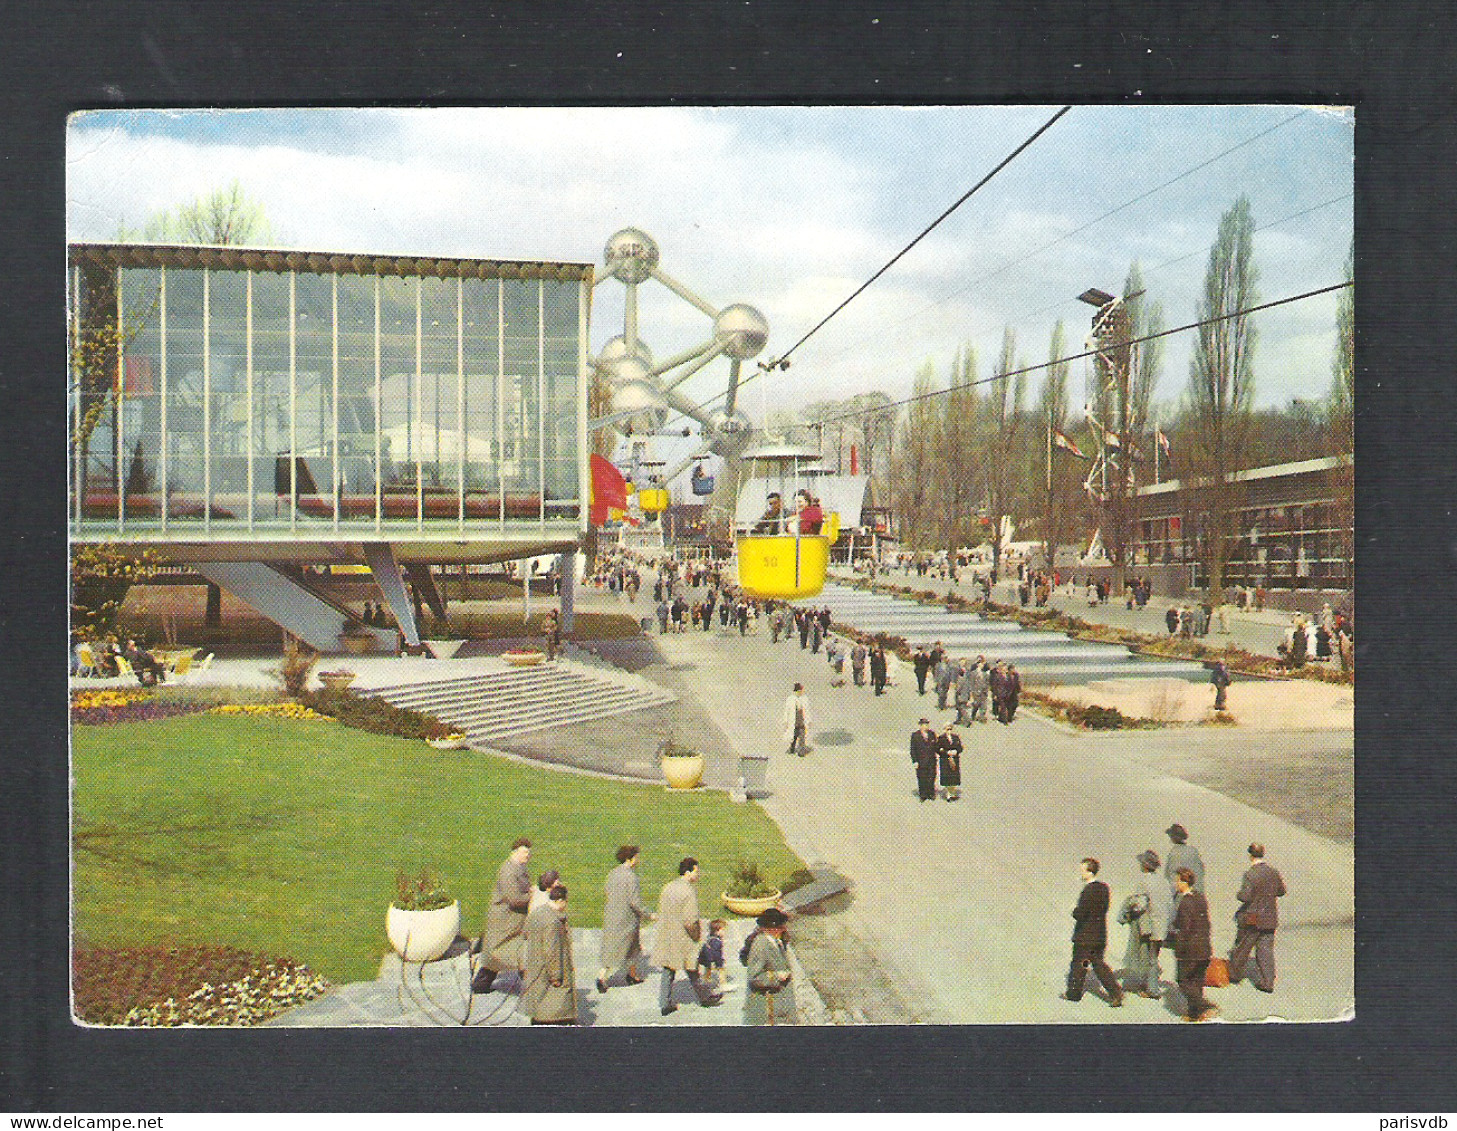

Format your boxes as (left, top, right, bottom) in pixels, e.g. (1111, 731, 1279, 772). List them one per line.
(299, 689, 453, 740)
(725, 860, 780, 898)
(73, 942, 328, 1026)
(276, 639, 318, 698)
(1070, 703, 1130, 730)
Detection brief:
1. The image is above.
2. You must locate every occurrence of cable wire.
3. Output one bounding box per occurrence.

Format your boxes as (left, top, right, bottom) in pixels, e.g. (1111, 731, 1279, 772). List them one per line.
(685, 190, 1351, 425)
(808, 108, 1313, 373)
(768, 105, 1073, 369)
(804, 280, 1352, 430)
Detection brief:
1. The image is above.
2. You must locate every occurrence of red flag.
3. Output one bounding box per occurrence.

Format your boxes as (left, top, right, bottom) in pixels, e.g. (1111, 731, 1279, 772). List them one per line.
(849, 443, 859, 476)
(589, 454, 628, 526)
(1156, 429, 1172, 457)
(1053, 430, 1087, 459)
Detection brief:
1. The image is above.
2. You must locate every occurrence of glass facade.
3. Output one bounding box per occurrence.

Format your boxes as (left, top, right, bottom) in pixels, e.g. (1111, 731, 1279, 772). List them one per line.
(1133, 459, 1353, 591)
(69, 245, 589, 540)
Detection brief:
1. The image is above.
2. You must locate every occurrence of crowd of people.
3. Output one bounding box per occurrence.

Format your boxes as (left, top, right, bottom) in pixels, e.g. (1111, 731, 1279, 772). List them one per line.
(468, 838, 799, 1025)
(1060, 823, 1287, 1022)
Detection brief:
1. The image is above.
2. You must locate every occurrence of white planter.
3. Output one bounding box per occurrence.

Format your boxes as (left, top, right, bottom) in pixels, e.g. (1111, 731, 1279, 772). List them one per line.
(386, 900, 461, 963)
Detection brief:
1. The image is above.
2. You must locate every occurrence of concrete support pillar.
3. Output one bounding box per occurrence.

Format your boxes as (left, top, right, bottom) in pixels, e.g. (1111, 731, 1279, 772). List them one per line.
(559, 551, 577, 634)
(363, 543, 420, 647)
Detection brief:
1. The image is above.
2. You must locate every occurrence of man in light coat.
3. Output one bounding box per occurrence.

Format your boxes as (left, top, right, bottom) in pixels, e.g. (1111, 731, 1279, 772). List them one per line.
(522, 884, 577, 1024)
(968, 656, 991, 724)
(597, 845, 654, 993)
(1228, 842, 1287, 993)
(473, 837, 532, 994)
(652, 857, 722, 1015)
(782, 682, 812, 756)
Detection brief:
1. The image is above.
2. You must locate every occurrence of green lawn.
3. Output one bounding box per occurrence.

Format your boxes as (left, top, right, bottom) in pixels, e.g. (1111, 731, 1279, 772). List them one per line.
(73, 713, 805, 982)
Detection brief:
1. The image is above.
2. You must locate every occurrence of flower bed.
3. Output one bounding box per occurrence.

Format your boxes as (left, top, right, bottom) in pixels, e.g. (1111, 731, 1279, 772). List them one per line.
(209, 702, 331, 721)
(71, 689, 215, 726)
(73, 942, 329, 1026)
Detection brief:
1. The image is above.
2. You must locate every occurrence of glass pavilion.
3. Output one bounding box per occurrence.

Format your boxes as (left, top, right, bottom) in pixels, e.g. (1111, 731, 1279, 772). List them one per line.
(69, 243, 591, 548)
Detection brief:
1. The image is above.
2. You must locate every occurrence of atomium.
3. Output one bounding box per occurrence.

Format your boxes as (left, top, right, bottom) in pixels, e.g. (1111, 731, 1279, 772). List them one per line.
(591, 227, 773, 487)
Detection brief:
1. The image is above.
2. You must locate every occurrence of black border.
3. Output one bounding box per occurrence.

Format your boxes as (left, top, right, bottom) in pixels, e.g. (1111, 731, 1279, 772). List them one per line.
(4, 0, 1455, 1112)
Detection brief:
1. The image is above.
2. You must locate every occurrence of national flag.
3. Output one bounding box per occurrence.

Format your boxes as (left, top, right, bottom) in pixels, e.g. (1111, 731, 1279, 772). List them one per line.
(1156, 429, 1173, 458)
(1053, 430, 1088, 459)
(589, 453, 628, 526)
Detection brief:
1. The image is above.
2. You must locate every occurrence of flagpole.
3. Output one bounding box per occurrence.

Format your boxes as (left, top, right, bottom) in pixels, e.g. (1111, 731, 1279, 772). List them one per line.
(1154, 410, 1160, 484)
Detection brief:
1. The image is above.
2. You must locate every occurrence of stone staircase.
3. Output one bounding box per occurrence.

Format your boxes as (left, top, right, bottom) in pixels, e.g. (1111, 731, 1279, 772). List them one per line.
(359, 658, 677, 747)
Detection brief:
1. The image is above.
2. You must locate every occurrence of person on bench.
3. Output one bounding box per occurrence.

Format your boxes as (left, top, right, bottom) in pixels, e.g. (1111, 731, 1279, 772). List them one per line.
(125, 638, 166, 686)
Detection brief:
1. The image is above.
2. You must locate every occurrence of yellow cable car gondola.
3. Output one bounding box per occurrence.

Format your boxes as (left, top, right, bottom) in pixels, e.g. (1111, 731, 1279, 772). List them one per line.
(734, 441, 831, 600)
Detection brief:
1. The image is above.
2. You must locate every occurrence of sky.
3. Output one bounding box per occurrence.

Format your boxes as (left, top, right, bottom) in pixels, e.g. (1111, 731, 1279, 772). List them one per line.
(67, 106, 1353, 429)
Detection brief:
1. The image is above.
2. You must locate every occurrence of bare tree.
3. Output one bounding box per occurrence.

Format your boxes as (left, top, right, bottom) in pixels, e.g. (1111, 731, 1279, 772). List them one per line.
(892, 361, 942, 550)
(141, 179, 273, 246)
(985, 326, 1026, 581)
(1184, 195, 1259, 602)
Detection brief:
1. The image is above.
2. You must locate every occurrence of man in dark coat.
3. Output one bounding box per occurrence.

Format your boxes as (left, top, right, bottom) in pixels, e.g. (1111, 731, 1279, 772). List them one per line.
(1062, 857, 1124, 1007)
(1228, 843, 1286, 993)
(1211, 661, 1232, 711)
(869, 644, 888, 696)
(1004, 664, 1022, 722)
(910, 719, 938, 802)
(912, 647, 932, 696)
(1170, 866, 1217, 1021)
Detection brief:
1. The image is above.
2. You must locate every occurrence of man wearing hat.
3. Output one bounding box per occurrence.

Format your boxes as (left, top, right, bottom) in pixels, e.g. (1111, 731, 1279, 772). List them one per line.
(1228, 843, 1286, 993)
(1131, 849, 1175, 998)
(1163, 823, 1205, 897)
(910, 718, 939, 802)
(743, 907, 796, 1025)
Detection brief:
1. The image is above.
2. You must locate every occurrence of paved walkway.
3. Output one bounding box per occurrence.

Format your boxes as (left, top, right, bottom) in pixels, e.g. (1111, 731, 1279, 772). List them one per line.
(268, 922, 826, 1028)
(640, 585, 1354, 1024)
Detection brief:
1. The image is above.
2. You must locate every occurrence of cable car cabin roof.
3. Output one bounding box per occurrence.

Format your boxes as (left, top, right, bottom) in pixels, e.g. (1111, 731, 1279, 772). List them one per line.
(735, 473, 870, 529)
(739, 441, 824, 462)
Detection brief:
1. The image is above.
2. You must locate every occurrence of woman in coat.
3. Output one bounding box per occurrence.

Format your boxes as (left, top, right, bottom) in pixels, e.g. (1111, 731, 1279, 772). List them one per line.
(936, 722, 963, 802)
(744, 908, 796, 1025)
(522, 884, 577, 1024)
(597, 845, 652, 993)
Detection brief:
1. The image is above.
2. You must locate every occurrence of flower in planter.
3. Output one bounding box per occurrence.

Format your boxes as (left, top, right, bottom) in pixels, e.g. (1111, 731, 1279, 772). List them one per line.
(724, 860, 780, 899)
(392, 867, 454, 911)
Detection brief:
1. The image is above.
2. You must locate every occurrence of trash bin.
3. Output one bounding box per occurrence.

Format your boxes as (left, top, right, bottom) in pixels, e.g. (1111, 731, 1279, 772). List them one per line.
(739, 754, 771, 799)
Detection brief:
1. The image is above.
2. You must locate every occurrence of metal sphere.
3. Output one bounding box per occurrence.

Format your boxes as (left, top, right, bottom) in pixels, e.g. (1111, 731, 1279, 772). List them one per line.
(603, 228, 659, 284)
(596, 335, 654, 370)
(706, 417, 755, 460)
(611, 377, 667, 434)
(713, 303, 769, 360)
(706, 407, 752, 436)
(603, 355, 655, 389)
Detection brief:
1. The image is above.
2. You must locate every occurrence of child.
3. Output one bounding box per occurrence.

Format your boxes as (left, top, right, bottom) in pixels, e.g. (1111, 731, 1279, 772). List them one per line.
(698, 918, 732, 992)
